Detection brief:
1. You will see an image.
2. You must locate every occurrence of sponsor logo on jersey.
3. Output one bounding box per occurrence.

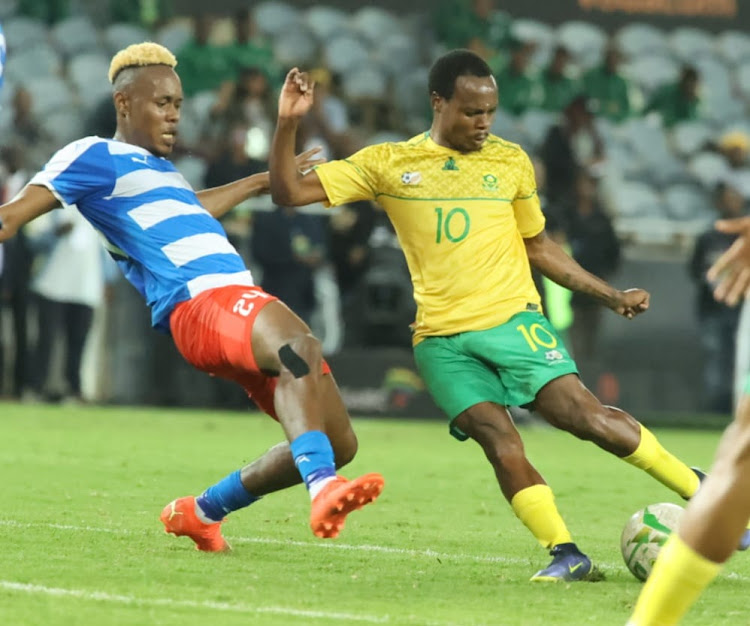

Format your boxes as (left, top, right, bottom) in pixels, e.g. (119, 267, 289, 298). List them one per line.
(401, 171, 422, 185)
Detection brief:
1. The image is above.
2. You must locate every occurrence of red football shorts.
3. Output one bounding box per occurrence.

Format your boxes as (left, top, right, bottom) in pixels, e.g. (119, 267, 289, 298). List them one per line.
(170, 285, 330, 419)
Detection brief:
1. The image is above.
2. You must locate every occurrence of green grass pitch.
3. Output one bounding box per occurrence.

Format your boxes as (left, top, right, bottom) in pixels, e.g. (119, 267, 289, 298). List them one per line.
(1, 403, 748, 625)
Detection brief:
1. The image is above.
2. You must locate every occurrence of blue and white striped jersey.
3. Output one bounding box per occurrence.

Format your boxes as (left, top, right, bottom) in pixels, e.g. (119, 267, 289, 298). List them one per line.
(30, 137, 254, 331)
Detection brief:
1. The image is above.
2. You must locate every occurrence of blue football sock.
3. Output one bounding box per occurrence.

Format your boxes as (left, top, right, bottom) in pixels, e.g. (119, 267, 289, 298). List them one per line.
(290, 430, 336, 496)
(196, 470, 259, 522)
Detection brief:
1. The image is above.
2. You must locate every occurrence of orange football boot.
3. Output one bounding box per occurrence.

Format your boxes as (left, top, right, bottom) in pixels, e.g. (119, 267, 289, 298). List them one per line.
(160, 496, 231, 552)
(310, 473, 385, 539)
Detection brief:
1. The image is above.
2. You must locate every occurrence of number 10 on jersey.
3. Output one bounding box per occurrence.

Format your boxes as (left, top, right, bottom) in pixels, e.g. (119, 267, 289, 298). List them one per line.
(434, 207, 471, 243)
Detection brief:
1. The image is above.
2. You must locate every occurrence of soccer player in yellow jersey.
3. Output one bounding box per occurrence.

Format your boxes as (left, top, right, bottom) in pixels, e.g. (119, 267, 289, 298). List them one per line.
(269, 49, 707, 581)
(628, 215, 750, 625)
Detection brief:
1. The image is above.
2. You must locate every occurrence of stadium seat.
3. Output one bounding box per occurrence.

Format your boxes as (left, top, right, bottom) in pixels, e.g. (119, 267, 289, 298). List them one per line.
(323, 35, 371, 76)
(557, 20, 607, 66)
(174, 155, 208, 189)
(374, 32, 421, 76)
(392, 64, 428, 120)
(156, 20, 192, 54)
(51, 16, 101, 57)
(695, 57, 732, 103)
(68, 53, 112, 111)
(669, 27, 716, 63)
(623, 55, 680, 96)
(272, 27, 318, 68)
(663, 183, 712, 221)
(104, 23, 150, 56)
(4, 44, 61, 83)
(518, 109, 555, 151)
(614, 180, 665, 218)
(0, 0, 17, 20)
(687, 151, 730, 190)
(716, 30, 750, 67)
(3, 15, 48, 52)
(24, 76, 75, 116)
(41, 106, 84, 145)
(670, 120, 714, 158)
(351, 6, 403, 44)
(342, 63, 387, 101)
(511, 18, 555, 68)
(735, 61, 750, 103)
(254, 1, 302, 37)
(304, 5, 349, 41)
(615, 22, 669, 59)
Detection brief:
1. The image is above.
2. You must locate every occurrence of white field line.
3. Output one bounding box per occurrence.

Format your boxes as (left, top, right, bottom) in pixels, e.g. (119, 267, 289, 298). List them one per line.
(0, 580, 390, 623)
(3, 518, 750, 584)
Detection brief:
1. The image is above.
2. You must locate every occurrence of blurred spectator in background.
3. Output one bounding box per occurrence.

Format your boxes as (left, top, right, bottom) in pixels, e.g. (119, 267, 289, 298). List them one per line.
(18, 0, 68, 24)
(85, 94, 117, 139)
(24, 208, 114, 404)
(717, 131, 750, 200)
(204, 124, 267, 189)
(541, 94, 605, 205)
(0, 22, 5, 94)
(206, 66, 275, 160)
(567, 169, 621, 361)
(646, 65, 702, 127)
(328, 201, 375, 345)
(541, 214, 574, 348)
(583, 45, 634, 123)
(689, 183, 745, 413)
(224, 9, 279, 88)
(0, 145, 33, 398)
(9, 86, 54, 170)
(433, 0, 510, 62)
(540, 45, 580, 112)
(298, 68, 359, 160)
(109, 0, 173, 29)
(495, 38, 542, 116)
(251, 205, 327, 325)
(177, 15, 234, 96)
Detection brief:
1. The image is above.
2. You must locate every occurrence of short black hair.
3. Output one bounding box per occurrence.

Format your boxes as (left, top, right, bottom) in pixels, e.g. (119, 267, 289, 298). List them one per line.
(428, 49, 492, 100)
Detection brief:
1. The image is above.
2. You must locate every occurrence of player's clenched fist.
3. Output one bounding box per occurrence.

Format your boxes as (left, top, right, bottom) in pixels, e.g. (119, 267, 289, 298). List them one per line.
(278, 68, 315, 120)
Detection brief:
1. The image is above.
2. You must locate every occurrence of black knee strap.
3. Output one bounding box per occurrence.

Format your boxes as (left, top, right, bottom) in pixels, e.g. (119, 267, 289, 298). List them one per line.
(278, 344, 311, 378)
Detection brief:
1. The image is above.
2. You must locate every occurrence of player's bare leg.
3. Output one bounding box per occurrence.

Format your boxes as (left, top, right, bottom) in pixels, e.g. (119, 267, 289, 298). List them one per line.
(249, 301, 384, 538)
(454, 402, 591, 581)
(162, 301, 382, 548)
(534, 374, 700, 499)
(628, 395, 750, 625)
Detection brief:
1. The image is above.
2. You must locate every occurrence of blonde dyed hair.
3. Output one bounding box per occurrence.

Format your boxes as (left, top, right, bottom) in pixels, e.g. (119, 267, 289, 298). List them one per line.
(108, 42, 178, 84)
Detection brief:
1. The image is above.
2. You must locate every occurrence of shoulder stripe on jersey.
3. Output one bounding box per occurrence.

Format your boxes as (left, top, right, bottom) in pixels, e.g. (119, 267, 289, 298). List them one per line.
(375, 192, 514, 202)
(161, 233, 237, 267)
(128, 199, 208, 230)
(186, 270, 255, 298)
(106, 169, 192, 198)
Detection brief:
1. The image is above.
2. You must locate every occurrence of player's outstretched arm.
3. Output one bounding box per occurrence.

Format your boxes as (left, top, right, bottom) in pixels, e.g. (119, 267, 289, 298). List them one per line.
(707, 216, 750, 306)
(0, 184, 59, 243)
(196, 148, 326, 219)
(524, 230, 649, 320)
(270, 68, 329, 208)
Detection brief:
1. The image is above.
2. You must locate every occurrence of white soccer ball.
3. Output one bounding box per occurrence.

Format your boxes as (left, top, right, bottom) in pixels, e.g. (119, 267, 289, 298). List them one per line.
(620, 502, 684, 581)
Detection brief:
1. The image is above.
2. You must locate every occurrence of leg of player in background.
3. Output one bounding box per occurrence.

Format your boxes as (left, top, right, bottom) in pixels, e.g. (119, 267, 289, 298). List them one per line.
(627, 389, 750, 625)
(454, 402, 592, 582)
(534, 374, 701, 499)
(162, 299, 383, 550)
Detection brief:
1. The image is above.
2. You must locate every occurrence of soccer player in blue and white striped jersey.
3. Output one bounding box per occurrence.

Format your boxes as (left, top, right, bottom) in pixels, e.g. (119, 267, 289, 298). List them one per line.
(0, 42, 384, 550)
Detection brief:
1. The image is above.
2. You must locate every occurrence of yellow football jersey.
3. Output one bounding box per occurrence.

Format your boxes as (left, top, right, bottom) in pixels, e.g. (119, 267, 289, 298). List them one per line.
(315, 132, 545, 344)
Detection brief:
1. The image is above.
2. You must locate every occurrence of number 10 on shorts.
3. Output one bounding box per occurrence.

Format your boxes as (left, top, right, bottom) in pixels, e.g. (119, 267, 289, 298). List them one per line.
(516, 323, 558, 352)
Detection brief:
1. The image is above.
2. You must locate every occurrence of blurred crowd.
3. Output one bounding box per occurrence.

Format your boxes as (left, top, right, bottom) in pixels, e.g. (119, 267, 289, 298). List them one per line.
(1, 0, 749, 411)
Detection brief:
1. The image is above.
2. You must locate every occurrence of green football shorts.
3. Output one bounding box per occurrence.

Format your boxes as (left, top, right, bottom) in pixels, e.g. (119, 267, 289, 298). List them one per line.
(413, 311, 578, 441)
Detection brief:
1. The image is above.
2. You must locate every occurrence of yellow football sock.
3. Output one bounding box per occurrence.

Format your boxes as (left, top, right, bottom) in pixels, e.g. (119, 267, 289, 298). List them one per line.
(623, 425, 700, 499)
(510, 484, 572, 549)
(628, 534, 721, 625)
